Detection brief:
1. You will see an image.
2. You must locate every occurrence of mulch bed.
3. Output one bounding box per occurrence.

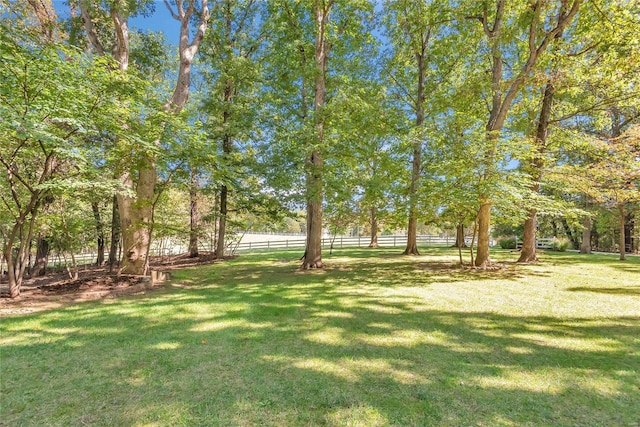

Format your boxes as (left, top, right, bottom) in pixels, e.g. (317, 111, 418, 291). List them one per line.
(0, 252, 224, 316)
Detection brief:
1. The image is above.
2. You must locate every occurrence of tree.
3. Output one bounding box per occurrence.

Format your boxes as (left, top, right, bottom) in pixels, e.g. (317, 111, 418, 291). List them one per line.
(199, 0, 265, 259)
(77, 0, 210, 275)
(0, 29, 129, 297)
(468, 0, 581, 267)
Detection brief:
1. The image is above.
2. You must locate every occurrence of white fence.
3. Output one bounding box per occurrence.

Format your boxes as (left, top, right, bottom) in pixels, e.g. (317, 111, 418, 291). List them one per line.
(233, 234, 467, 252)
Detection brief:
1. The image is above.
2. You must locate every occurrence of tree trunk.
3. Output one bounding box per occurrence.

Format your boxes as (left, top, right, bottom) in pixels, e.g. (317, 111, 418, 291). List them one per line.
(404, 33, 427, 256)
(453, 224, 467, 248)
(216, 185, 228, 259)
(303, 150, 324, 269)
(108, 195, 120, 271)
(91, 201, 105, 266)
(34, 235, 49, 276)
(580, 216, 592, 254)
(216, 72, 234, 259)
(518, 211, 538, 262)
(619, 203, 626, 261)
(118, 166, 155, 275)
(475, 202, 491, 267)
(368, 207, 379, 248)
(302, 1, 329, 269)
(189, 168, 199, 258)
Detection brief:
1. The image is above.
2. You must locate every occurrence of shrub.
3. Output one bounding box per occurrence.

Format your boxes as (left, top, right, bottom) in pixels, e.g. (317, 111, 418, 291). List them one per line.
(499, 238, 517, 249)
(550, 238, 570, 252)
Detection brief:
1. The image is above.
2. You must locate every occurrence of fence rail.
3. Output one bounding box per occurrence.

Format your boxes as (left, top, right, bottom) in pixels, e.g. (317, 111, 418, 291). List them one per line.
(34, 234, 487, 270)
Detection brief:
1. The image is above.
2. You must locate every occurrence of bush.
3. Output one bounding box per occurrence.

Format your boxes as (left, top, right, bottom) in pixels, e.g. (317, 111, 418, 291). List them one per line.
(499, 238, 517, 249)
(550, 238, 570, 252)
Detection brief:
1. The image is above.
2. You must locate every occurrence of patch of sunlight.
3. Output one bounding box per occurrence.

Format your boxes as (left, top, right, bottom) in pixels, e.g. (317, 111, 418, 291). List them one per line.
(262, 355, 426, 385)
(189, 319, 274, 332)
(359, 304, 405, 314)
(473, 369, 563, 394)
(0, 332, 60, 346)
(473, 367, 625, 397)
(305, 327, 349, 346)
(293, 357, 359, 381)
(367, 322, 394, 330)
(150, 342, 181, 350)
(312, 311, 354, 318)
(347, 358, 426, 385)
(505, 346, 533, 355)
(326, 403, 388, 427)
(512, 333, 623, 352)
(356, 329, 448, 348)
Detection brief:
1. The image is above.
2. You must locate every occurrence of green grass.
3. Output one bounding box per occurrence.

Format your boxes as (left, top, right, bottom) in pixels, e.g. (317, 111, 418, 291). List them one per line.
(1, 247, 639, 426)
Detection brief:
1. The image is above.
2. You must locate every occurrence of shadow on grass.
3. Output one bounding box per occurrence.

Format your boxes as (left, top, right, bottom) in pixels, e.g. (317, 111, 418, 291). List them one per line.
(1, 249, 639, 426)
(567, 286, 640, 296)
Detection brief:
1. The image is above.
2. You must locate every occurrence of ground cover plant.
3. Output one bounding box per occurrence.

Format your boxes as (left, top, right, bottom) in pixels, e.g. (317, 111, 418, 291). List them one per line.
(1, 248, 639, 426)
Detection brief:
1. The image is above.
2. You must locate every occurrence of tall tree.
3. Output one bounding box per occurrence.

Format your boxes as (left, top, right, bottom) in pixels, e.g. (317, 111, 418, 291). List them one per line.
(468, 0, 581, 267)
(77, 0, 210, 275)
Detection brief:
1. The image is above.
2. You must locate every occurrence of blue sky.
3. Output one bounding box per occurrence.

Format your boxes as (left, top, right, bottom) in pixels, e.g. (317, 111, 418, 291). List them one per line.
(52, 0, 178, 45)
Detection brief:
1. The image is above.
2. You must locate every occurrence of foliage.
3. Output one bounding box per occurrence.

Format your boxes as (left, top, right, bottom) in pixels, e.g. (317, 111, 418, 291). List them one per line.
(498, 238, 517, 250)
(550, 238, 570, 252)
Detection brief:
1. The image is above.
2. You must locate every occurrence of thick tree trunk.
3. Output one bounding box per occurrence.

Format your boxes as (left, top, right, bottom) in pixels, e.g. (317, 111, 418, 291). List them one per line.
(453, 224, 467, 248)
(518, 211, 538, 262)
(108, 195, 120, 271)
(216, 185, 228, 259)
(92, 201, 105, 266)
(619, 204, 626, 261)
(118, 165, 156, 275)
(188, 169, 199, 258)
(475, 202, 492, 267)
(303, 150, 324, 269)
(368, 207, 379, 248)
(580, 216, 592, 254)
(34, 235, 49, 276)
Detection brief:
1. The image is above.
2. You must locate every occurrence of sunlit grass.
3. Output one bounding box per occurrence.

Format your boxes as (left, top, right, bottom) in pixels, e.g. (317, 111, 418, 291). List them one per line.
(1, 247, 639, 426)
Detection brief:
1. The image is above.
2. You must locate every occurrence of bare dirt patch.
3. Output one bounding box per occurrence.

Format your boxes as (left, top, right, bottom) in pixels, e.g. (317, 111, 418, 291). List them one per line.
(0, 252, 225, 316)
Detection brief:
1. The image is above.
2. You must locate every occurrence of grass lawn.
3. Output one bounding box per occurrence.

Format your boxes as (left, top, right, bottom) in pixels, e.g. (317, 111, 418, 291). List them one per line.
(1, 247, 639, 426)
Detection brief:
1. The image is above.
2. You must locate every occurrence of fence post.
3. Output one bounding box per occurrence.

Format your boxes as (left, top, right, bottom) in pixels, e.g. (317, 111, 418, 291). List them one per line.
(358, 235, 361, 247)
(286, 240, 288, 248)
(394, 236, 396, 246)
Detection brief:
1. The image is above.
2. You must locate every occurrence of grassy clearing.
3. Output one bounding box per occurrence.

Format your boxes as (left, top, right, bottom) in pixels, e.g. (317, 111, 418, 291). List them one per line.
(1, 247, 639, 426)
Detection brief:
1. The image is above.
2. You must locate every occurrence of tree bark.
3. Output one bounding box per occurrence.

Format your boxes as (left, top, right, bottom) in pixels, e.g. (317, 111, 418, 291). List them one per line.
(453, 224, 467, 248)
(108, 195, 120, 271)
(189, 168, 199, 258)
(216, 184, 228, 258)
(368, 207, 379, 248)
(92, 201, 105, 265)
(475, 202, 491, 267)
(34, 234, 49, 276)
(580, 215, 592, 254)
(619, 203, 626, 261)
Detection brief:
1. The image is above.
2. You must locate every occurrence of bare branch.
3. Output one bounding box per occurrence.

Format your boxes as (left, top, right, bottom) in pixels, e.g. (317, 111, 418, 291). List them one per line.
(163, 0, 181, 20)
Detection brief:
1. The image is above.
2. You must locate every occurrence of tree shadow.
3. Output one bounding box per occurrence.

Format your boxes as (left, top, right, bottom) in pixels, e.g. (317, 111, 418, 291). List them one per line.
(567, 286, 640, 296)
(1, 249, 639, 426)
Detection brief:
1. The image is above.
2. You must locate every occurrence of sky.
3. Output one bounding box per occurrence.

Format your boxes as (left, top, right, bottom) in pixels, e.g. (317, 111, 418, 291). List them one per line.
(52, 0, 179, 45)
